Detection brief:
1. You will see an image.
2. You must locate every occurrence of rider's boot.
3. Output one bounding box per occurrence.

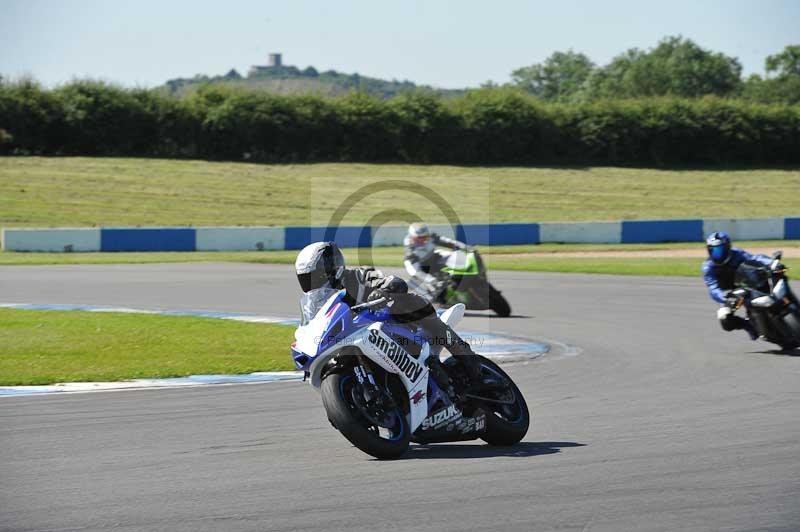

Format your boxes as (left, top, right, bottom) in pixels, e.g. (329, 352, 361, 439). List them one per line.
(743, 321, 759, 341)
(720, 308, 759, 341)
(732, 315, 759, 341)
(419, 314, 499, 391)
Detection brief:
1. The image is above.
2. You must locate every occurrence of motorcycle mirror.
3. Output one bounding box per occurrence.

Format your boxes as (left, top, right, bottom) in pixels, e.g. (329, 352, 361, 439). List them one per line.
(772, 250, 783, 260)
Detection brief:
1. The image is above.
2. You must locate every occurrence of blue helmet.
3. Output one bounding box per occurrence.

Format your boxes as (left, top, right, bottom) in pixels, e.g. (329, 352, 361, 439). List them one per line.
(706, 232, 732, 265)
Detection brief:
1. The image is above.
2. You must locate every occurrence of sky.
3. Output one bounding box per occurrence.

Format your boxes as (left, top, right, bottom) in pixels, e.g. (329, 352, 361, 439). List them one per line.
(2, 0, 799, 89)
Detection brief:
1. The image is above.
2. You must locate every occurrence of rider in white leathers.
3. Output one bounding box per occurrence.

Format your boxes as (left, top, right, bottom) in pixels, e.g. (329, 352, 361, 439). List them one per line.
(403, 223, 469, 292)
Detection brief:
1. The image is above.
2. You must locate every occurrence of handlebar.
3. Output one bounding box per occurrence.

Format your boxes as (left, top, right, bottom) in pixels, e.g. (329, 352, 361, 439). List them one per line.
(351, 297, 389, 313)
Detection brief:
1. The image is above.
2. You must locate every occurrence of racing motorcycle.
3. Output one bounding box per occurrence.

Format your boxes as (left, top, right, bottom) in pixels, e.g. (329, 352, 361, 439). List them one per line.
(407, 248, 512, 317)
(291, 288, 529, 459)
(726, 251, 800, 350)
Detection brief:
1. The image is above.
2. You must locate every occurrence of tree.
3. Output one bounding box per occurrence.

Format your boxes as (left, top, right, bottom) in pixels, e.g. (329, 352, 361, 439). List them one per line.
(765, 45, 800, 77)
(511, 51, 595, 102)
(742, 45, 800, 104)
(585, 36, 742, 99)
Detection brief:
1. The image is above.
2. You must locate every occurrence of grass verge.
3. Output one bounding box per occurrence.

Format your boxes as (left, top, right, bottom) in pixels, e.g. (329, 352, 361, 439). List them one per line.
(0, 309, 296, 385)
(484, 257, 708, 276)
(1, 241, 797, 277)
(1, 157, 798, 227)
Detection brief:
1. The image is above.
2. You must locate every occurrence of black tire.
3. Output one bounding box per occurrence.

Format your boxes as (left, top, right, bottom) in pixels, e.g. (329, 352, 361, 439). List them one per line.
(488, 284, 512, 317)
(320, 372, 410, 460)
(783, 313, 800, 343)
(476, 356, 530, 446)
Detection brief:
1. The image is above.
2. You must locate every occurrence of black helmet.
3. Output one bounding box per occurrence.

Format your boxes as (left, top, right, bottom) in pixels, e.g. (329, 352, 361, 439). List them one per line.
(294, 242, 345, 292)
(706, 232, 732, 265)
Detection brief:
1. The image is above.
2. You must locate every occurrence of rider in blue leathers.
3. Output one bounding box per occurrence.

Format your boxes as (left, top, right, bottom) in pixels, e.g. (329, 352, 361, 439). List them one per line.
(703, 232, 772, 339)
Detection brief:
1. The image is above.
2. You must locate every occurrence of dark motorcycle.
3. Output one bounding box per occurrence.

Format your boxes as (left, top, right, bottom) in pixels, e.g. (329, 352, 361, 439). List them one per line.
(727, 251, 800, 350)
(407, 248, 511, 317)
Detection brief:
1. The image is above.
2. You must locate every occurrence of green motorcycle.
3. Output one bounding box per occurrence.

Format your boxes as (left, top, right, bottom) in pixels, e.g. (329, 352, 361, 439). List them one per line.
(408, 249, 511, 317)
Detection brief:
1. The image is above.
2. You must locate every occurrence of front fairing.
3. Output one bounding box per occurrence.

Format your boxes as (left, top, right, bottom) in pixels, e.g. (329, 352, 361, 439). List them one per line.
(752, 278, 793, 309)
(294, 291, 478, 435)
(292, 290, 353, 370)
(442, 250, 480, 276)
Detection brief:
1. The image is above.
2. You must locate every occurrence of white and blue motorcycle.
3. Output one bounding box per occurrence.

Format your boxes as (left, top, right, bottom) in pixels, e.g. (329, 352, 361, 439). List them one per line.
(291, 288, 530, 459)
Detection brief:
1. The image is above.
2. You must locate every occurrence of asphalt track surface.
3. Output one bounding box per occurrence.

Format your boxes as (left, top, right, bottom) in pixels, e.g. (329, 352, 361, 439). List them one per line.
(1, 263, 799, 532)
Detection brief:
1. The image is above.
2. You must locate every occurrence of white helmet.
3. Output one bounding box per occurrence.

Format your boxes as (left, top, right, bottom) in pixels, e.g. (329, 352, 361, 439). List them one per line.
(294, 242, 345, 293)
(406, 222, 434, 261)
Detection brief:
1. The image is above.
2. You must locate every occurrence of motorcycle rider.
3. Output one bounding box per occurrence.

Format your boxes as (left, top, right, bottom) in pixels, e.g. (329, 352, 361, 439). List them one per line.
(294, 241, 488, 387)
(403, 222, 469, 291)
(703, 232, 773, 339)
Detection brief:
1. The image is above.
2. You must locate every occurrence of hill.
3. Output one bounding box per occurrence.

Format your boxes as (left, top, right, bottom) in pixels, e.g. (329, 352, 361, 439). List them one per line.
(162, 63, 464, 99)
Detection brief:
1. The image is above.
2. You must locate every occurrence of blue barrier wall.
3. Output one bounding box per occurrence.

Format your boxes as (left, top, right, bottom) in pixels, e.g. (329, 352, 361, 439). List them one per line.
(284, 226, 372, 250)
(4, 217, 798, 252)
(457, 223, 540, 246)
(785, 218, 800, 240)
(100, 228, 196, 252)
(621, 219, 704, 244)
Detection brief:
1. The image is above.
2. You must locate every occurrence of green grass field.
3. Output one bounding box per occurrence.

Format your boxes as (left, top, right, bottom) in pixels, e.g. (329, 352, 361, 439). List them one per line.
(1, 157, 799, 227)
(0, 308, 296, 385)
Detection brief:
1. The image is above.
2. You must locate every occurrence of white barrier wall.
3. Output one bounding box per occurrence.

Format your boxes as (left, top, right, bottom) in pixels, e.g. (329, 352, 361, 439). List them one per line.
(702, 218, 785, 241)
(195, 227, 284, 251)
(371, 225, 409, 247)
(2, 228, 101, 252)
(539, 222, 622, 244)
(3, 217, 798, 252)
(371, 224, 456, 247)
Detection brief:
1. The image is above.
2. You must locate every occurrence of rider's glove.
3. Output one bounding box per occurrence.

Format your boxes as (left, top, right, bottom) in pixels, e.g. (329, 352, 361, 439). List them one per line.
(431, 274, 448, 293)
(367, 275, 408, 302)
(367, 291, 387, 303)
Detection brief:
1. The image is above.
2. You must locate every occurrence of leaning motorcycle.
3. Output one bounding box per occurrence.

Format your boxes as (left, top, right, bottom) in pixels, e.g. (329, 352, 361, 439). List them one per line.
(407, 248, 512, 317)
(726, 251, 800, 350)
(291, 288, 529, 459)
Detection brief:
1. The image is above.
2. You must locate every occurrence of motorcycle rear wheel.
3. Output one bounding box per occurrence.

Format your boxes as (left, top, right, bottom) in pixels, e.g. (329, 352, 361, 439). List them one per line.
(321, 372, 410, 459)
(488, 284, 511, 317)
(781, 313, 800, 350)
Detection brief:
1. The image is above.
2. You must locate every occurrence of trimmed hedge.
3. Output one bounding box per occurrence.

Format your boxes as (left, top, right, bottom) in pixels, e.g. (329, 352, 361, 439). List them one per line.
(1, 80, 799, 165)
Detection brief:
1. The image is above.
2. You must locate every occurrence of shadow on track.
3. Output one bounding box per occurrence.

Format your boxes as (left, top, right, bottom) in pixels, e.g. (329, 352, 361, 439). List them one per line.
(403, 441, 585, 460)
(748, 347, 800, 356)
(463, 312, 532, 319)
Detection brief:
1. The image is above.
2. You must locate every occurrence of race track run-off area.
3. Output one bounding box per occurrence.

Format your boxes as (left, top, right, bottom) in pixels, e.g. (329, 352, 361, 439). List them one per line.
(1, 263, 799, 532)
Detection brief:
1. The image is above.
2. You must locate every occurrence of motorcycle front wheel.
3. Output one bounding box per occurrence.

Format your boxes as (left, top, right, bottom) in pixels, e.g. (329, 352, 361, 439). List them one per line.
(475, 356, 530, 446)
(321, 372, 410, 459)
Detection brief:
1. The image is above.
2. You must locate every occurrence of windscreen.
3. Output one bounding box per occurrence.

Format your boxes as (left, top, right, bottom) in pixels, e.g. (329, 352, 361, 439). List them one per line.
(444, 250, 468, 270)
(299, 288, 340, 325)
(734, 262, 769, 290)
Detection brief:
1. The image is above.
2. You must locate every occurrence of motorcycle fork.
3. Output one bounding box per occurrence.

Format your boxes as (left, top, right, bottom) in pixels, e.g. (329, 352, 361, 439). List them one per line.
(354, 354, 396, 410)
(447, 276, 470, 304)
